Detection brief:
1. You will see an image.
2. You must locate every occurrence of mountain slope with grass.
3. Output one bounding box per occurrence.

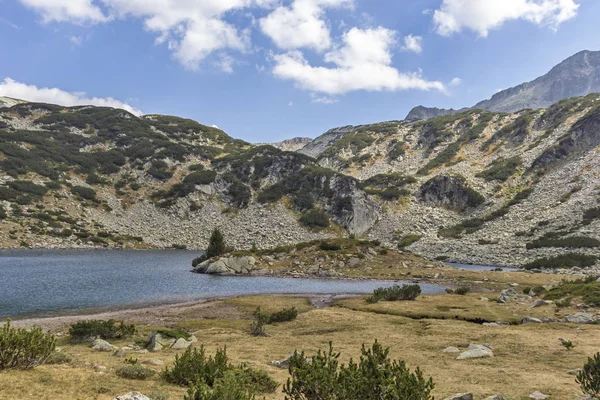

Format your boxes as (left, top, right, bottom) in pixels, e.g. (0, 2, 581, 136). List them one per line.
(1, 94, 600, 268)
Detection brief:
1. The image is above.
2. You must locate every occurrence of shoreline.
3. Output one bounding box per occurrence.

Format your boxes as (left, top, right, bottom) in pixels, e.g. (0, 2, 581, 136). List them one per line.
(6, 293, 363, 332)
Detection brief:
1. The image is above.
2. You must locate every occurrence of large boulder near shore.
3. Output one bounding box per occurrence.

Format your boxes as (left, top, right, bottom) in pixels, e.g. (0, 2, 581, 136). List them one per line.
(193, 256, 260, 276)
(91, 339, 117, 352)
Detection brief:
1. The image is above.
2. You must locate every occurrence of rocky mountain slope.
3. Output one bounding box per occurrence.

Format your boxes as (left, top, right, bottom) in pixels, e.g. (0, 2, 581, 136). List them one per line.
(266, 137, 313, 152)
(1, 93, 600, 268)
(406, 50, 600, 120)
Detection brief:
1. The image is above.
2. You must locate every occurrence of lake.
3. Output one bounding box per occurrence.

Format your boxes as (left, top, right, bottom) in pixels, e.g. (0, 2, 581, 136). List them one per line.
(0, 250, 445, 319)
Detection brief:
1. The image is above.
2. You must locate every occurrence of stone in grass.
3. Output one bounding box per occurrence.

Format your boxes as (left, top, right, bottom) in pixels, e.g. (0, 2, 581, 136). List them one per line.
(113, 393, 150, 400)
(171, 338, 193, 349)
(91, 339, 117, 352)
(441, 346, 461, 353)
(456, 344, 493, 360)
(483, 395, 505, 400)
(443, 393, 473, 400)
(529, 392, 550, 399)
(112, 348, 126, 357)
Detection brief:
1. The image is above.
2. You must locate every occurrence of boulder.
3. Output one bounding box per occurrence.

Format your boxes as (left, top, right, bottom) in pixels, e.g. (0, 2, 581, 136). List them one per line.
(483, 395, 505, 400)
(529, 392, 550, 399)
(443, 394, 473, 400)
(143, 359, 165, 366)
(271, 355, 293, 369)
(171, 338, 193, 349)
(113, 393, 150, 400)
(112, 348, 127, 357)
(194, 256, 257, 275)
(457, 344, 493, 360)
(91, 339, 117, 352)
(562, 312, 597, 324)
(521, 316, 543, 324)
(529, 299, 549, 309)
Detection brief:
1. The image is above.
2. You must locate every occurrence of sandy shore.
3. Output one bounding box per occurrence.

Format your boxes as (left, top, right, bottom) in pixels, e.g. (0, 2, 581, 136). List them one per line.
(7, 293, 359, 332)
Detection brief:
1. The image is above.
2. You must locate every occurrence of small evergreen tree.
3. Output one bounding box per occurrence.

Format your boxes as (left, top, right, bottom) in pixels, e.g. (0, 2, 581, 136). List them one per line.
(206, 228, 226, 259)
(578, 353, 600, 398)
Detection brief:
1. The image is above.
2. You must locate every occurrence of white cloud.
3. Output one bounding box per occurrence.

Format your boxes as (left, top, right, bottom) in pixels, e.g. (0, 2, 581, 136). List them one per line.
(311, 95, 338, 104)
(214, 54, 236, 73)
(260, 0, 352, 52)
(0, 17, 21, 29)
(19, 0, 109, 24)
(69, 35, 84, 45)
(288, 101, 294, 106)
(450, 77, 462, 86)
(401, 34, 422, 53)
(0, 78, 142, 116)
(272, 27, 445, 95)
(433, 0, 579, 37)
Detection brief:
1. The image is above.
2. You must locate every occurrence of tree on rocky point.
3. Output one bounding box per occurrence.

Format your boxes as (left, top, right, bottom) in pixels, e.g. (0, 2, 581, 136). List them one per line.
(206, 228, 226, 259)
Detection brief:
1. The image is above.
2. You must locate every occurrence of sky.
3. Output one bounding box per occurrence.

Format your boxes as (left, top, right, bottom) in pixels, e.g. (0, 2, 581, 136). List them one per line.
(0, 0, 598, 143)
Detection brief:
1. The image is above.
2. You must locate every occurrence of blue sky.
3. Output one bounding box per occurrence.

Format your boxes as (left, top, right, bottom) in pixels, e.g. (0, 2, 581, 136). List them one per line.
(0, 0, 598, 143)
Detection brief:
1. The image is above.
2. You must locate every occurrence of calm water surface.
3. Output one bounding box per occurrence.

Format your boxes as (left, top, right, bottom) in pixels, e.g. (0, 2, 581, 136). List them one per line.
(0, 250, 444, 318)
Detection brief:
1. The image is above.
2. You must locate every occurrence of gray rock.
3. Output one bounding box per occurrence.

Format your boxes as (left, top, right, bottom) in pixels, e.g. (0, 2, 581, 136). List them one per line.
(91, 339, 117, 352)
(112, 348, 126, 357)
(521, 316, 543, 324)
(113, 393, 150, 400)
(562, 312, 597, 324)
(171, 338, 193, 349)
(443, 393, 473, 400)
(441, 346, 461, 353)
(271, 355, 293, 368)
(529, 299, 549, 308)
(457, 344, 493, 360)
(483, 395, 505, 400)
(194, 256, 257, 275)
(143, 359, 165, 366)
(347, 258, 362, 268)
(529, 391, 550, 399)
(566, 369, 582, 375)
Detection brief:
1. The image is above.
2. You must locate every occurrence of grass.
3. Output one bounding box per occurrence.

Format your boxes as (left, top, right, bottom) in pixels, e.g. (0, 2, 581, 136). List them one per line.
(2, 291, 597, 399)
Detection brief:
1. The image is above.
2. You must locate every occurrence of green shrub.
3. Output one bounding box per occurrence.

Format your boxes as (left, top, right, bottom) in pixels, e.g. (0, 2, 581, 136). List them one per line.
(544, 276, 600, 306)
(283, 341, 434, 400)
(398, 234, 422, 249)
(45, 351, 72, 365)
(183, 171, 217, 186)
(152, 328, 191, 340)
(476, 156, 522, 182)
(70, 186, 96, 200)
(300, 210, 330, 229)
(523, 287, 532, 295)
(267, 307, 298, 324)
(185, 372, 256, 400)
(9, 180, 49, 196)
(163, 346, 230, 387)
(577, 353, 600, 398)
(231, 367, 279, 394)
(454, 287, 470, 295)
(526, 236, 600, 249)
(366, 284, 421, 304)
(69, 320, 135, 340)
(583, 207, 600, 225)
(250, 308, 269, 337)
(523, 253, 598, 270)
(116, 364, 156, 380)
(0, 320, 56, 370)
(319, 242, 341, 251)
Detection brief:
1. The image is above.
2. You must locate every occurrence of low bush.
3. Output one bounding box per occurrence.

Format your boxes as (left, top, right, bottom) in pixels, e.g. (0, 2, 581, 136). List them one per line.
(300, 209, 330, 229)
(544, 276, 600, 306)
(267, 307, 298, 324)
(526, 236, 600, 249)
(454, 287, 470, 295)
(319, 241, 341, 251)
(398, 234, 422, 249)
(183, 170, 217, 186)
(69, 320, 135, 340)
(70, 185, 96, 200)
(523, 253, 598, 270)
(250, 308, 269, 337)
(164, 346, 230, 387)
(366, 284, 421, 304)
(116, 364, 156, 380)
(476, 156, 522, 182)
(577, 353, 600, 398)
(283, 341, 434, 400)
(185, 372, 255, 400)
(45, 351, 72, 365)
(0, 320, 56, 370)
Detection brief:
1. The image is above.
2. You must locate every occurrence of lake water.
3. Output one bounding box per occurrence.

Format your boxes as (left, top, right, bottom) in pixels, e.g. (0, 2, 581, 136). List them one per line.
(0, 250, 445, 319)
(446, 262, 520, 272)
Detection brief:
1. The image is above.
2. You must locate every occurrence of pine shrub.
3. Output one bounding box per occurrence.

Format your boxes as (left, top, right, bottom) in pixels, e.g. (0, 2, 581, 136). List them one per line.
(0, 320, 56, 370)
(69, 320, 135, 340)
(578, 353, 600, 398)
(283, 341, 434, 400)
(116, 364, 156, 380)
(163, 346, 230, 387)
(268, 307, 298, 324)
(366, 284, 422, 304)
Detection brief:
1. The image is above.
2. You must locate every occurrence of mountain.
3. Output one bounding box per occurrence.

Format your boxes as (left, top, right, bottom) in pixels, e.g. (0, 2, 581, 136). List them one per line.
(405, 50, 600, 120)
(1, 94, 600, 268)
(265, 137, 313, 152)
